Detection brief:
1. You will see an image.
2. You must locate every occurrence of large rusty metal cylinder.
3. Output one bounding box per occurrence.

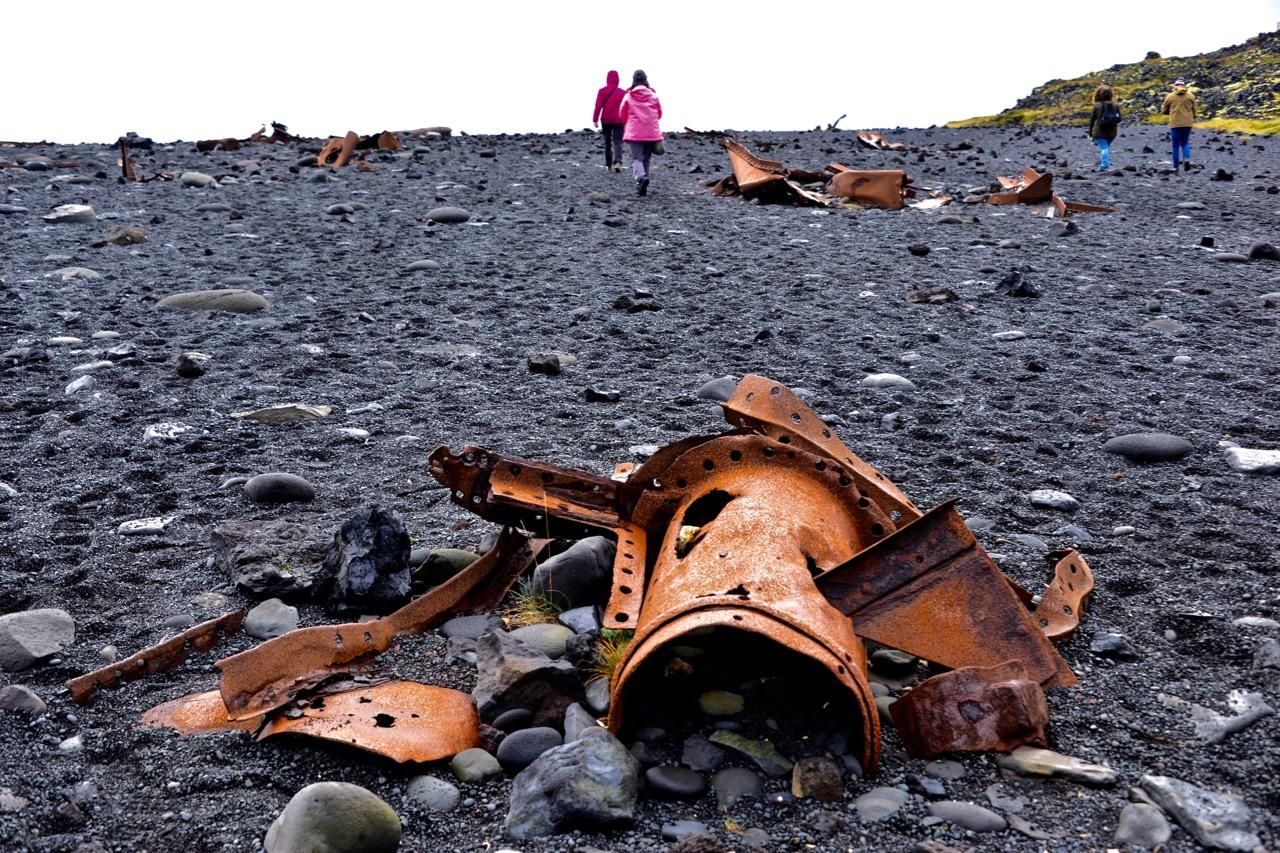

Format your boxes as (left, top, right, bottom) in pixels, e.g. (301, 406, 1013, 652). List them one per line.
(605, 435, 886, 772)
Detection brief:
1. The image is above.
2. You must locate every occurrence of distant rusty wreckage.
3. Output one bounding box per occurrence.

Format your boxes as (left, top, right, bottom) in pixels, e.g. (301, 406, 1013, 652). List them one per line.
(711, 137, 1113, 217)
(66, 375, 1094, 771)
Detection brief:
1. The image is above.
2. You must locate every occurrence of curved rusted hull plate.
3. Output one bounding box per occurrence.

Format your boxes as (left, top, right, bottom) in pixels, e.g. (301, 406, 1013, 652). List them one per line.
(258, 682, 479, 763)
(142, 689, 261, 735)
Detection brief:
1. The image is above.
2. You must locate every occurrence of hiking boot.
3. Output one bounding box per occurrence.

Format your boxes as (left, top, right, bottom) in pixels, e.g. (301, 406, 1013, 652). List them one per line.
(1183, 160, 1192, 172)
(613, 163, 622, 173)
(638, 177, 649, 196)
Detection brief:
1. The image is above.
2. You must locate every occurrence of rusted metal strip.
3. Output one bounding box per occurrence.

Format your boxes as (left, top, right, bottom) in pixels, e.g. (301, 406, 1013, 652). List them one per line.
(1033, 549, 1094, 640)
(429, 445, 620, 537)
(722, 375, 920, 525)
(889, 660, 1049, 758)
(66, 611, 245, 705)
(816, 501, 1076, 688)
(216, 529, 543, 720)
(316, 131, 359, 168)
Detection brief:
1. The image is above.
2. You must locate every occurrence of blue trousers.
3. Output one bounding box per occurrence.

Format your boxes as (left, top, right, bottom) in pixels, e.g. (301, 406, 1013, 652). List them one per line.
(1094, 138, 1111, 171)
(1170, 126, 1192, 168)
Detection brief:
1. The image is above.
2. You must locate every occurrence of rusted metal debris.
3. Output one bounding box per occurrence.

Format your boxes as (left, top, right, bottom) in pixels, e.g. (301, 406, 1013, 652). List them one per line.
(856, 130, 906, 151)
(986, 166, 1114, 217)
(1034, 550, 1094, 640)
(257, 681, 478, 762)
(316, 130, 401, 168)
(118, 138, 136, 182)
(216, 528, 544, 720)
(197, 123, 301, 152)
(711, 140, 915, 210)
(66, 610, 245, 705)
(428, 374, 1091, 768)
(889, 660, 1050, 759)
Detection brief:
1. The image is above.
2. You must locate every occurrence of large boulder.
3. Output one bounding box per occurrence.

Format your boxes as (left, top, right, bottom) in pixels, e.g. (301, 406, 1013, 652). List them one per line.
(472, 630, 583, 724)
(211, 520, 330, 600)
(0, 609, 75, 671)
(530, 537, 615, 610)
(264, 782, 401, 853)
(315, 505, 411, 614)
(504, 730, 640, 839)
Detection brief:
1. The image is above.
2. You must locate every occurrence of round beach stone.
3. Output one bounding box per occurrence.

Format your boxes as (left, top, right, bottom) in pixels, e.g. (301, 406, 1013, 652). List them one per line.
(496, 726, 562, 771)
(508, 623, 573, 659)
(712, 767, 763, 809)
(426, 206, 471, 224)
(699, 690, 744, 715)
(646, 766, 706, 800)
(450, 747, 502, 782)
(244, 599, 299, 639)
(405, 775, 460, 813)
(441, 613, 503, 640)
(264, 781, 400, 853)
(243, 473, 315, 504)
(855, 786, 909, 822)
(1102, 432, 1193, 463)
(861, 373, 916, 390)
(158, 288, 268, 314)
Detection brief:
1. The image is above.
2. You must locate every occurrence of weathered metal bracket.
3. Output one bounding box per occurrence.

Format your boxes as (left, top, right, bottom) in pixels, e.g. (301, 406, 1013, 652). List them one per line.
(816, 501, 1077, 688)
(1034, 549, 1094, 640)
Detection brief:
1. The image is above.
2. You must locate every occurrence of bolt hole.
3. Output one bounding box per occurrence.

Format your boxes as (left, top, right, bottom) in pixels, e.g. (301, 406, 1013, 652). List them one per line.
(770, 386, 780, 397)
(814, 460, 826, 471)
(729, 450, 742, 462)
(510, 465, 521, 476)
(702, 459, 715, 471)
(791, 412, 802, 423)
(619, 585, 632, 595)
(870, 523, 885, 537)
(677, 478, 688, 488)
(1062, 605, 1073, 614)
(615, 613, 629, 623)
(778, 435, 791, 444)
(540, 472, 553, 484)
(763, 446, 775, 458)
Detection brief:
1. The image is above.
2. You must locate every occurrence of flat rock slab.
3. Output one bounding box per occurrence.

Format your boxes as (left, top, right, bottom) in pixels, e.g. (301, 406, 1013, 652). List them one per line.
(1224, 447, 1280, 474)
(855, 786, 909, 822)
(996, 747, 1117, 786)
(158, 289, 268, 313)
(0, 609, 75, 671)
(211, 519, 329, 598)
(927, 800, 1007, 832)
(1140, 774, 1260, 851)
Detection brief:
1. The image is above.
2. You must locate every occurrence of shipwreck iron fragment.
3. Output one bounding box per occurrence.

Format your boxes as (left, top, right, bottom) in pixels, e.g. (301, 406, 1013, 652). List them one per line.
(888, 660, 1050, 758)
(66, 610, 245, 705)
(825, 165, 914, 210)
(1034, 549, 1094, 640)
(216, 529, 544, 720)
(986, 166, 1114, 217)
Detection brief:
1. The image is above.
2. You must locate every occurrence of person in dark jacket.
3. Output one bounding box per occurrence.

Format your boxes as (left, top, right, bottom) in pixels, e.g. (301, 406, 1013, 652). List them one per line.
(1088, 85, 1120, 172)
(592, 70, 626, 172)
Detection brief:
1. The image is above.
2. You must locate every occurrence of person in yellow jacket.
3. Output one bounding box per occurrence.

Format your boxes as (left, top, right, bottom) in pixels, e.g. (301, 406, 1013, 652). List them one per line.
(1161, 78, 1197, 172)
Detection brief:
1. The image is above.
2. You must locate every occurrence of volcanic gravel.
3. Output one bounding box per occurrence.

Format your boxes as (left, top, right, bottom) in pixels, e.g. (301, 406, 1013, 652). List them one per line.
(1, 124, 1278, 852)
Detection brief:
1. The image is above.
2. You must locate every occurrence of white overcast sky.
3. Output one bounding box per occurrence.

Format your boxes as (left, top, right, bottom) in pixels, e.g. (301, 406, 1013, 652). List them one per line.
(6, 0, 1279, 143)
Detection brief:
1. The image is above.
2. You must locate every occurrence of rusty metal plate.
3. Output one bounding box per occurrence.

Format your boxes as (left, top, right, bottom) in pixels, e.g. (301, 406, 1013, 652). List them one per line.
(825, 169, 912, 210)
(1034, 550, 1094, 640)
(722, 375, 920, 525)
(142, 690, 260, 734)
(720, 140, 830, 206)
(889, 660, 1049, 758)
(217, 530, 541, 720)
(66, 610, 245, 705)
(816, 501, 1076, 688)
(316, 131, 358, 168)
(258, 682, 478, 763)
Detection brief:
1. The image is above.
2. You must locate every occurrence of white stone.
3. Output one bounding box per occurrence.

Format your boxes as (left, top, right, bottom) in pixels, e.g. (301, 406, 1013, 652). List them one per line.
(1224, 447, 1280, 474)
(42, 204, 95, 224)
(143, 422, 194, 444)
(46, 267, 100, 282)
(861, 373, 916, 390)
(992, 331, 1026, 341)
(65, 376, 96, 395)
(117, 516, 176, 536)
(70, 360, 113, 373)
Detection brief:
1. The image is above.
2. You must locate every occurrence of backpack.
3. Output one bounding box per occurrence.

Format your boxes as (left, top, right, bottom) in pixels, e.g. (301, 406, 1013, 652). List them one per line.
(1097, 102, 1121, 133)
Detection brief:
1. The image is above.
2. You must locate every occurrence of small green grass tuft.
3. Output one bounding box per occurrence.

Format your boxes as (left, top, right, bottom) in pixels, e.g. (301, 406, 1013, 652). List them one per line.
(501, 580, 563, 629)
(588, 628, 633, 684)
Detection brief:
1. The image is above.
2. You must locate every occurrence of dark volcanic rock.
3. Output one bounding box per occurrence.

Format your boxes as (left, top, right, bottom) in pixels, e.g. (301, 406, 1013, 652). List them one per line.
(504, 729, 640, 839)
(496, 726, 563, 772)
(530, 536, 615, 610)
(315, 505, 411, 614)
(211, 520, 330, 599)
(472, 630, 583, 723)
(243, 473, 315, 503)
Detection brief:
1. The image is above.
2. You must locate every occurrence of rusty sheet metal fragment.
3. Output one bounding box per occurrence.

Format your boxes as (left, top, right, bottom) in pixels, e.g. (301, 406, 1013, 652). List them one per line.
(316, 131, 359, 168)
(216, 529, 542, 720)
(142, 689, 261, 734)
(856, 130, 906, 151)
(118, 138, 136, 182)
(66, 611, 245, 705)
(355, 131, 401, 151)
(816, 500, 1076, 688)
(889, 660, 1049, 758)
(715, 140, 830, 206)
(721, 375, 920, 525)
(987, 167, 1113, 216)
(1033, 549, 1094, 640)
(608, 433, 884, 771)
(825, 165, 914, 210)
(257, 682, 479, 763)
(196, 137, 240, 152)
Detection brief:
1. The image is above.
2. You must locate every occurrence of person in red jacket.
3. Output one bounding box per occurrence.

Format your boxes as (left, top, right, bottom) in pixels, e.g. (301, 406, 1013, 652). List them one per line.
(593, 70, 626, 172)
(620, 70, 663, 196)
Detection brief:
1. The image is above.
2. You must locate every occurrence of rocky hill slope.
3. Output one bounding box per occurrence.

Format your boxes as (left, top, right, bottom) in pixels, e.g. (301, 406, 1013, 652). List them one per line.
(950, 29, 1280, 133)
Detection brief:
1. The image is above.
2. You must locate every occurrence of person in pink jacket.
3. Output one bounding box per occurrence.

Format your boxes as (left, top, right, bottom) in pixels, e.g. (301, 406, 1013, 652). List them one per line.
(592, 70, 626, 172)
(620, 70, 663, 196)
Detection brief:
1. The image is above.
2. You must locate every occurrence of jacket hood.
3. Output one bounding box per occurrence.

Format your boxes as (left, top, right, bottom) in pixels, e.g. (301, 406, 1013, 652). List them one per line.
(606, 70, 619, 86)
(628, 85, 656, 103)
